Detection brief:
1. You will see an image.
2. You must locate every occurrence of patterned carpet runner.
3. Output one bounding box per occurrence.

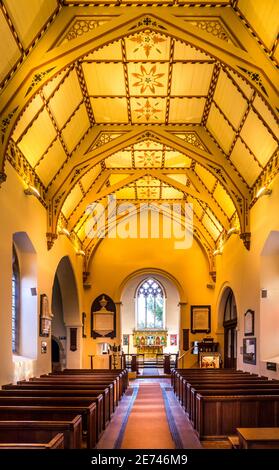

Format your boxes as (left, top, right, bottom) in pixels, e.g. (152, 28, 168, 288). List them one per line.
(120, 383, 175, 449)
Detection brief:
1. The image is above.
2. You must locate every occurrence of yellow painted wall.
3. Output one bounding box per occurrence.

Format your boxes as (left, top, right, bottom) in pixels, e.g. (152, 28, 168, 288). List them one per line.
(0, 163, 84, 385)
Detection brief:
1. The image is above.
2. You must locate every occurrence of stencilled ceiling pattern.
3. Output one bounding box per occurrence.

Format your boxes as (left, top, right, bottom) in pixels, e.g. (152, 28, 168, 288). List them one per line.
(0, 1, 278, 275)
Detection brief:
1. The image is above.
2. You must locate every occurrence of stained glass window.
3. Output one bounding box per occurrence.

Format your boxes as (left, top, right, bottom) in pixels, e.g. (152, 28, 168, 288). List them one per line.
(136, 278, 164, 329)
(12, 246, 20, 354)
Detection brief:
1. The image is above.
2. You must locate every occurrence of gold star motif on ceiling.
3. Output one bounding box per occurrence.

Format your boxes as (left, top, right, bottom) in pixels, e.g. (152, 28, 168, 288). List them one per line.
(134, 99, 162, 121)
(132, 65, 164, 94)
(129, 31, 166, 58)
(137, 151, 161, 167)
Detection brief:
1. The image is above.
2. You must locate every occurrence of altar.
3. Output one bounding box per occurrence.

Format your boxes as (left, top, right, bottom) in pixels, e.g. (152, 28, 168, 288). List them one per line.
(133, 330, 168, 358)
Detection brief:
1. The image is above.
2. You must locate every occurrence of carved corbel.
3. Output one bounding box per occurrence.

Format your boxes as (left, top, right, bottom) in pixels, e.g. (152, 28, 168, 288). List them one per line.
(240, 232, 251, 250)
(0, 172, 7, 186)
(46, 232, 58, 250)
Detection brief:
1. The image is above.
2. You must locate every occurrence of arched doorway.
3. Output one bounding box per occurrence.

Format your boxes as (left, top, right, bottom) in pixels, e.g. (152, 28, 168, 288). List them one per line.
(222, 288, 237, 369)
(51, 256, 81, 368)
(51, 336, 62, 372)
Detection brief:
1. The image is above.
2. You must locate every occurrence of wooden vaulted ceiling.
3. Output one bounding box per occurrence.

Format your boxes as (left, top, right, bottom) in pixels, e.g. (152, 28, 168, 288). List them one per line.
(0, 1, 278, 273)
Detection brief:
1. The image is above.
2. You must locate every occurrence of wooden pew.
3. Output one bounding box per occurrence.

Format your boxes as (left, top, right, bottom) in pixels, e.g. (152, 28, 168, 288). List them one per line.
(191, 387, 279, 428)
(24, 377, 119, 406)
(0, 433, 64, 449)
(195, 393, 279, 439)
(237, 427, 279, 449)
(3, 383, 113, 422)
(0, 419, 81, 448)
(0, 398, 97, 447)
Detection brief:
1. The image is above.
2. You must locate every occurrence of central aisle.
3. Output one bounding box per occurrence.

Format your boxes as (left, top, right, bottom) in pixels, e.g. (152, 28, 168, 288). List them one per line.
(120, 383, 175, 449)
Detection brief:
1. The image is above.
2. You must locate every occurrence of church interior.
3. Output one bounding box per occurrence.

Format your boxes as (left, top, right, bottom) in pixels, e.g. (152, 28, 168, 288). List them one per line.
(0, 0, 279, 451)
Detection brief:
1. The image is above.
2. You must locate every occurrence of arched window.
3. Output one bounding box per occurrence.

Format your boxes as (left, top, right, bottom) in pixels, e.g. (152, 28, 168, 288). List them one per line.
(12, 246, 20, 353)
(136, 278, 165, 329)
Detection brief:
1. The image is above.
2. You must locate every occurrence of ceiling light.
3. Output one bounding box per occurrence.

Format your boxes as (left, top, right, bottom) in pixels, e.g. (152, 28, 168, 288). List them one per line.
(24, 185, 40, 198)
(59, 227, 70, 237)
(76, 249, 85, 256)
(256, 186, 272, 199)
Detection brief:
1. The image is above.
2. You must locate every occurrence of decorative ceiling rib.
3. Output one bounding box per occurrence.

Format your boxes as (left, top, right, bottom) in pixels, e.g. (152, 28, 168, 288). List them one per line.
(0, 3, 278, 276)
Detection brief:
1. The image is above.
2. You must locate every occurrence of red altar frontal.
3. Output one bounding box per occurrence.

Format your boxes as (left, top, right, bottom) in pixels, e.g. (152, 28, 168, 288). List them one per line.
(133, 330, 168, 357)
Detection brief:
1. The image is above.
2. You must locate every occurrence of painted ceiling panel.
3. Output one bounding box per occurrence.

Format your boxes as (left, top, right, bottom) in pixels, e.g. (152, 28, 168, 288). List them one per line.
(0, 10, 21, 83)
(164, 151, 192, 168)
(125, 32, 170, 61)
(171, 63, 213, 96)
(131, 97, 166, 123)
(173, 41, 211, 61)
(128, 63, 168, 96)
(61, 104, 90, 153)
(205, 207, 223, 232)
(83, 62, 126, 96)
(134, 150, 162, 167)
(3, 0, 57, 48)
(169, 97, 205, 123)
(61, 183, 83, 219)
(202, 213, 221, 240)
(213, 182, 236, 219)
(42, 70, 70, 100)
(91, 98, 128, 123)
(80, 165, 102, 193)
(191, 199, 204, 220)
(17, 109, 56, 167)
(253, 96, 279, 140)
(195, 163, 217, 192)
(106, 151, 132, 168)
(161, 187, 183, 199)
(109, 174, 132, 185)
(227, 70, 254, 100)
(134, 140, 163, 151)
(167, 174, 188, 186)
(214, 69, 248, 129)
(35, 140, 67, 186)
(240, 109, 277, 166)
(12, 95, 44, 143)
(115, 187, 136, 199)
(238, 0, 279, 49)
(86, 41, 122, 60)
(207, 103, 236, 153)
(48, 70, 83, 129)
(230, 139, 262, 186)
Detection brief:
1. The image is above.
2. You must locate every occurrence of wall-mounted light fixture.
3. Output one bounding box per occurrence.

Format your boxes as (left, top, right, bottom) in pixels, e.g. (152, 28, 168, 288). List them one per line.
(227, 226, 239, 236)
(256, 186, 272, 199)
(76, 249, 85, 256)
(59, 227, 70, 237)
(24, 185, 40, 198)
(213, 248, 222, 256)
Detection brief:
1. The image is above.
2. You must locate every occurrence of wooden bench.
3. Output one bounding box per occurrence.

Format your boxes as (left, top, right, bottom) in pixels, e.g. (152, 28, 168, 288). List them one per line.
(195, 393, 279, 439)
(237, 427, 279, 449)
(0, 432, 64, 449)
(0, 397, 97, 447)
(2, 384, 113, 424)
(0, 420, 82, 448)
